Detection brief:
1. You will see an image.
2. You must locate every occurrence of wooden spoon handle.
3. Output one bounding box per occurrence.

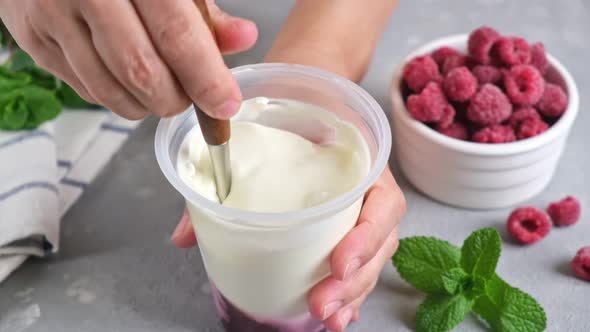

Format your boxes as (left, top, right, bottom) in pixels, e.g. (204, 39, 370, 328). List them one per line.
(193, 0, 230, 145)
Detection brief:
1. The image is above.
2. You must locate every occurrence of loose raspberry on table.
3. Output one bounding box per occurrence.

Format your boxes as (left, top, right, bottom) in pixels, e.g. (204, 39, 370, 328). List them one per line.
(507, 207, 551, 244)
(406, 82, 449, 123)
(493, 36, 532, 66)
(468, 26, 501, 65)
(432, 47, 461, 67)
(403, 55, 442, 93)
(441, 55, 473, 76)
(437, 122, 469, 140)
(504, 65, 545, 106)
(572, 246, 590, 282)
(473, 125, 516, 144)
(467, 84, 513, 126)
(472, 65, 503, 85)
(536, 83, 568, 117)
(443, 67, 478, 102)
(547, 196, 581, 227)
(517, 118, 549, 140)
(530, 42, 550, 75)
(509, 107, 542, 130)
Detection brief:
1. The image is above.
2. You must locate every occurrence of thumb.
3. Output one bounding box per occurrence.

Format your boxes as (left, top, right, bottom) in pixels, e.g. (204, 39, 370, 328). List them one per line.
(208, 2, 258, 54)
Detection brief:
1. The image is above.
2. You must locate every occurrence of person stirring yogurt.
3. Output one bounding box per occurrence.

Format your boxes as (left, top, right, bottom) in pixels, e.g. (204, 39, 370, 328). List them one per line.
(0, 1, 406, 331)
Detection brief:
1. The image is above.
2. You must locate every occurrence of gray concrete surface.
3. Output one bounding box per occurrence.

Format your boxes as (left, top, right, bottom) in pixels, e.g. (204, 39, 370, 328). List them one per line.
(1, 0, 589, 331)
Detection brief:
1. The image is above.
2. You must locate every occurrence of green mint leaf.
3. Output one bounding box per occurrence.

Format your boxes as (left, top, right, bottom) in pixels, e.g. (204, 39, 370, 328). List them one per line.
(22, 86, 61, 129)
(9, 49, 36, 71)
(0, 86, 61, 130)
(0, 23, 4, 47)
(393, 237, 461, 294)
(472, 274, 508, 330)
(464, 275, 487, 301)
(57, 83, 99, 109)
(0, 93, 27, 129)
(473, 275, 547, 332)
(0, 66, 31, 90)
(472, 295, 501, 330)
(0, 20, 11, 48)
(26, 67, 59, 91)
(416, 294, 473, 332)
(484, 274, 510, 304)
(8, 50, 61, 91)
(460, 228, 501, 279)
(441, 268, 469, 295)
(500, 286, 547, 332)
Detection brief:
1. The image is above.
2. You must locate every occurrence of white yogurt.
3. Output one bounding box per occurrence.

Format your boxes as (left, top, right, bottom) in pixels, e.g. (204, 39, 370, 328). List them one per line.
(177, 97, 370, 320)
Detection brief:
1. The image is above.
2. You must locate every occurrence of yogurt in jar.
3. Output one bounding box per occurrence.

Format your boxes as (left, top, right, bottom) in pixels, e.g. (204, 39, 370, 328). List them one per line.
(177, 97, 370, 331)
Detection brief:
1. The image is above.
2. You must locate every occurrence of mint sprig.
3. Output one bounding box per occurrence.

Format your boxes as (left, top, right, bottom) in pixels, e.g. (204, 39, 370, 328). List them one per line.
(392, 228, 546, 332)
(416, 294, 473, 332)
(392, 236, 461, 294)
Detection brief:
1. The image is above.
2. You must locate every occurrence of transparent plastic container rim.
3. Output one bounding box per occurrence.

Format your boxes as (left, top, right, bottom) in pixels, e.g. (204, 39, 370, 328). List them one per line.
(155, 63, 392, 228)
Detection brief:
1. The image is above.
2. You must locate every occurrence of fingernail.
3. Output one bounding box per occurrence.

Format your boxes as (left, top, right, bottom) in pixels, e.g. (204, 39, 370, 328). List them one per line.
(216, 100, 240, 119)
(322, 301, 343, 320)
(171, 212, 191, 240)
(343, 258, 362, 280)
(338, 308, 353, 329)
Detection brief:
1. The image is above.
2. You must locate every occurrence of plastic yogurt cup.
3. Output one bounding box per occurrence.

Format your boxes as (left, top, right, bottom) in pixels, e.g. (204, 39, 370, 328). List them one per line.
(155, 63, 391, 332)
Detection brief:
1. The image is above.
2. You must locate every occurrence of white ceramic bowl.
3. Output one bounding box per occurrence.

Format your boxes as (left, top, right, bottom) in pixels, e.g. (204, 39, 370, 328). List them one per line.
(390, 34, 579, 209)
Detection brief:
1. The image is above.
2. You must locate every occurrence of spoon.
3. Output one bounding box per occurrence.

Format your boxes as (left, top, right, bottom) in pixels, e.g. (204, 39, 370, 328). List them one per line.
(192, 0, 232, 201)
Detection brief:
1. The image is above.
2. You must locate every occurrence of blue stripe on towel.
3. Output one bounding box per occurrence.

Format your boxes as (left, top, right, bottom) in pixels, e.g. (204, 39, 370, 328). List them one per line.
(57, 159, 72, 169)
(0, 131, 53, 150)
(0, 181, 58, 202)
(100, 123, 133, 134)
(60, 178, 88, 189)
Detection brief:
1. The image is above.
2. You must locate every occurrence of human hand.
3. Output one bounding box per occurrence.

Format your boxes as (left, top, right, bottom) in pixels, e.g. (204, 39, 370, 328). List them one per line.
(171, 169, 406, 331)
(0, 0, 257, 119)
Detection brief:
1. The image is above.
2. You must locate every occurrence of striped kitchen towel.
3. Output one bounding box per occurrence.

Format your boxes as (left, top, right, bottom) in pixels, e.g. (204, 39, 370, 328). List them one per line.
(0, 109, 141, 283)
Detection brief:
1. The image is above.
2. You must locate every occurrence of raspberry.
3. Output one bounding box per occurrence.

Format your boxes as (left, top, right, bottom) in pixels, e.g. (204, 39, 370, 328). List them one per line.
(438, 105, 456, 129)
(536, 83, 568, 117)
(504, 65, 545, 106)
(437, 122, 469, 140)
(517, 118, 549, 140)
(572, 246, 590, 282)
(441, 55, 473, 76)
(472, 65, 503, 85)
(443, 67, 478, 102)
(493, 37, 532, 66)
(509, 107, 541, 130)
(472, 125, 516, 144)
(530, 42, 550, 75)
(468, 26, 501, 65)
(432, 47, 461, 67)
(467, 84, 512, 126)
(547, 196, 581, 227)
(507, 207, 551, 244)
(406, 82, 448, 123)
(403, 55, 443, 93)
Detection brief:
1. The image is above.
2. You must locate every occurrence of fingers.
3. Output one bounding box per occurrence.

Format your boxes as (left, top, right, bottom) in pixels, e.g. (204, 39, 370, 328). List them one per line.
(324, 288, 370, 332)
(331, 169, 406, 281)
(132, 0, 243, 119)
(171, 208, 197, 248)
(79, 0, 190, 117)
(50, 19, 148, 119)
(309, 228, 399, 326)
(207, 2, 258, 54)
